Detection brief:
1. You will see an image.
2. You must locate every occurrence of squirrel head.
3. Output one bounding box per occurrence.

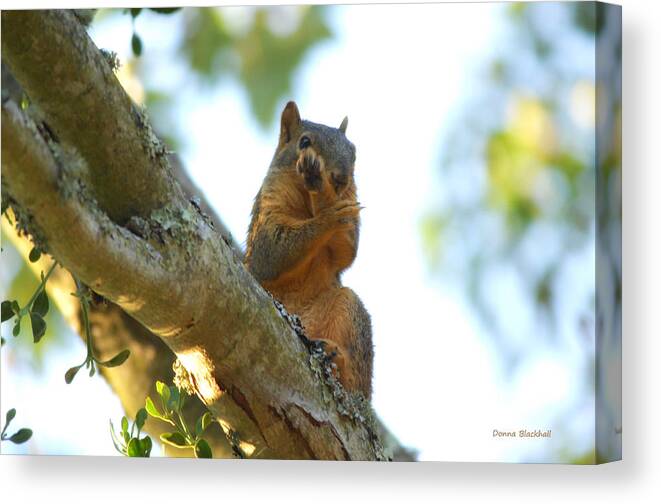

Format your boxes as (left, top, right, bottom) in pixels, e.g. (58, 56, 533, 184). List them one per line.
(271, 101, 356, 195)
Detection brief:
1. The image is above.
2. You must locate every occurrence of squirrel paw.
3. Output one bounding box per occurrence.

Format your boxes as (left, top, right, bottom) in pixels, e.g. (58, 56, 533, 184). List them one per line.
(318, 199, 362, 229)
(296, 150, 324, 192)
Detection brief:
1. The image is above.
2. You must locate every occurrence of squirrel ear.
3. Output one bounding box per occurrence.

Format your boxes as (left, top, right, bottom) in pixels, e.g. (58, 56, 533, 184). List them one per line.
(339, 116, 348, 134)
(279, 101, 301, 146)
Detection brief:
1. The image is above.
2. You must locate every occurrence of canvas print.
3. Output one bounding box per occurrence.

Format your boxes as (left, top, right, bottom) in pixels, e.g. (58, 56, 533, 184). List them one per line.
(0, 2, 621, 463)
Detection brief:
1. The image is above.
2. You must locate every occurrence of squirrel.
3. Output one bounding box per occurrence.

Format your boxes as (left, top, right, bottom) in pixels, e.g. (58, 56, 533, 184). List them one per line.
(245, 101, 373, 399)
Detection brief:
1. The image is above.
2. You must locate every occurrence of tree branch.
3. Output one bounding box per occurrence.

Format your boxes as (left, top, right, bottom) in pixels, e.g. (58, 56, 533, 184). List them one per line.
(2, 9, 183, 223)
(1, 9, 390, 460)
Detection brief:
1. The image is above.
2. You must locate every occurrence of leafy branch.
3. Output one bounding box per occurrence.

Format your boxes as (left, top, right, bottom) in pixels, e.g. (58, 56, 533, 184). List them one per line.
(145, 381, 214, 458)
(1, 254, 54, 343)
(110, 408, 152, 457)
(64, 279, 131, 383)
(1, 408, 32, 445)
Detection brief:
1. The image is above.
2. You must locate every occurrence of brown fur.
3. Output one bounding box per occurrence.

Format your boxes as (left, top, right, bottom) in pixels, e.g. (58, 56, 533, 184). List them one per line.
(245, 102, 373, 398)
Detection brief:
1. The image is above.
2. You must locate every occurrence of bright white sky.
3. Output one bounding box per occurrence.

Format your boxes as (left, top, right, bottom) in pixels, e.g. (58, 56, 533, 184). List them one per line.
(1, 4, 594, 462)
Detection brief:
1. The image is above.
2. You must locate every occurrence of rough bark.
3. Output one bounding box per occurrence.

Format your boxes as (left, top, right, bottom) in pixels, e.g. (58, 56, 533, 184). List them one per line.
(2, 10, 182, 224)
(1, 9, 393, 460)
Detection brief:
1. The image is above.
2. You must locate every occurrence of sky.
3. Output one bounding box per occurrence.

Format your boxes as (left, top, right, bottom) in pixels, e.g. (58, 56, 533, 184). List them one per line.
(1, 3, 595, 462)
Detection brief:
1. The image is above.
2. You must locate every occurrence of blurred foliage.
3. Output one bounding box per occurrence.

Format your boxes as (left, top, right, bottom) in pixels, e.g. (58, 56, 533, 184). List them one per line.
(423, 1, 621, 463)
(422, 3, 601, 360)
(181, 6, 331, 126)
(97, 6, 332, 142)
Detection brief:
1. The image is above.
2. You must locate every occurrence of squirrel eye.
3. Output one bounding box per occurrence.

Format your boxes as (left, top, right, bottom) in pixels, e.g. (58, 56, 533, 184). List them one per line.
(299, 136, 311, 149)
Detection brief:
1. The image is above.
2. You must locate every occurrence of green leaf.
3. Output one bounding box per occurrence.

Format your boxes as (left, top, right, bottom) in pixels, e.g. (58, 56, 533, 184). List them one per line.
(2, 408, 16, 437)
(12, 319, 20, 337)
(167, 385, 180, 412)
(126, 437, 141, 457)
(10, 300, 20, 315)
(8, 428, 32, 444)
(28, 247, 41, 263)
(155, 381, 167, 397)
(156, 381, 171, 410)
(64, 364, 82, 384)
(196, 412, 213, 437)
(159, 431, 188, 448)
(5, 408, 16, 426)
(98, 349, 130, 368)
(1, 300, 14, 322)
(131, 33, 143, 57)
(135, 408, 148, 430)
(144, 396, 162, 419)
(201, 412, 213, 431)
(130, 8, 142, 18)
(194, 438, 212, 459)
(30, 312, 46, 343)
(121, 416, 129, 436)
(31, 290, 49, 317)
(140, 436, 153, 456)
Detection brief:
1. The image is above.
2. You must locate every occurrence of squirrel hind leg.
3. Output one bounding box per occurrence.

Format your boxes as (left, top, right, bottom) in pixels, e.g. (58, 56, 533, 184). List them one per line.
(310, 287, 373, 399)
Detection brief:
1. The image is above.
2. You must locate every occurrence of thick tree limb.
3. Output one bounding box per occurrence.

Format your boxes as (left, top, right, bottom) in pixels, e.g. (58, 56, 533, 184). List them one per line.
(2, 10, 183, 223)
(1, 10, 390, 460)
